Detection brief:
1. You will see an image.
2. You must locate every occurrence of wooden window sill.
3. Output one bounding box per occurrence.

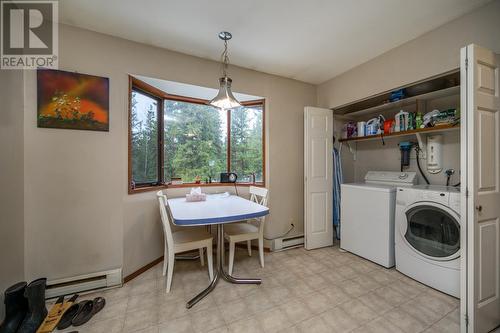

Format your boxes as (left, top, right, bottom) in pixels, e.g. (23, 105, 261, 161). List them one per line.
(129, 182, 265, 194)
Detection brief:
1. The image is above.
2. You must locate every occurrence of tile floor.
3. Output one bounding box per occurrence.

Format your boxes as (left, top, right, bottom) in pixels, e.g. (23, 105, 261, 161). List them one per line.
(51, 245, 461, 333)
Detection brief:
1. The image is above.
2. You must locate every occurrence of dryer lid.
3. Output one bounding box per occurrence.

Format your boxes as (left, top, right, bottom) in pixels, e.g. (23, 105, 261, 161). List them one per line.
(341, 182, 396, 193)
(365, 171, 417, 186)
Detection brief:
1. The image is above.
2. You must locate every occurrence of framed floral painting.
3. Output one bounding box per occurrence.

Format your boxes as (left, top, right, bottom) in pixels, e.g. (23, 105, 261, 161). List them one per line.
(37, 69, 109, 131)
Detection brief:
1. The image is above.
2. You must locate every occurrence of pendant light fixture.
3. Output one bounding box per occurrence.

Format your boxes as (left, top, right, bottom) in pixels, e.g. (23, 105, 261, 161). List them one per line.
(208, 31, 242, 110)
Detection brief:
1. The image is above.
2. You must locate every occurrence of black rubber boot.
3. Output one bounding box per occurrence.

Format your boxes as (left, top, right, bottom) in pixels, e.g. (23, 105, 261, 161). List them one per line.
(16, 278, 48, 333)
(0, 282, 28, 333)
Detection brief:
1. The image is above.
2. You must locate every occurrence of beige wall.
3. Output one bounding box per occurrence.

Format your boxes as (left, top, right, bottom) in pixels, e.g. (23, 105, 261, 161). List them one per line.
(348, 131, 460, 185)
(22, 24, 316, 279)
(0, 70, 25, 318)
(24, 65, 124, 281)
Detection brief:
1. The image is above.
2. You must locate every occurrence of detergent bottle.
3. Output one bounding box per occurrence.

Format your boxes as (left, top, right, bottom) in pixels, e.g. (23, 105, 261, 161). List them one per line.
(394, 110, 409, 132)
(365, 118, 379, 136)
(416, 112, 423, 129)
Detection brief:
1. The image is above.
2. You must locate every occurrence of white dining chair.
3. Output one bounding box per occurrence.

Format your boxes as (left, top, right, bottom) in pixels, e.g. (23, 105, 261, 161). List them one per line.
(223, 186, 269, 275)
(156, 191, 214, 292)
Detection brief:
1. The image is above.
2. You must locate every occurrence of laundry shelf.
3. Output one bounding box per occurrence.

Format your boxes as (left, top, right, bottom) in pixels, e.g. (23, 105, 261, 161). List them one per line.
(335, 86, 460, 118)
(338, 124, 460, 143)
(332, 70, 460, 117)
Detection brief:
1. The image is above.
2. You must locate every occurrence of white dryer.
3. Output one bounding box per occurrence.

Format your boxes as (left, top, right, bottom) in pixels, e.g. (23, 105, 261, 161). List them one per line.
(341, 171, 417, 268)
(395, 185, 461, 298)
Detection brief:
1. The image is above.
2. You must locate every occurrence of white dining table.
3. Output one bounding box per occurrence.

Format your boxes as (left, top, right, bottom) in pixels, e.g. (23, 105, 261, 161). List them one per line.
(167, 193, 269, 308)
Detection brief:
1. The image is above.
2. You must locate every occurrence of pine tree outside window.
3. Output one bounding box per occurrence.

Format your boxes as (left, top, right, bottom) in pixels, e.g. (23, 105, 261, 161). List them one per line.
(130, 89, 160, 186)
(230, 103, 264, 183)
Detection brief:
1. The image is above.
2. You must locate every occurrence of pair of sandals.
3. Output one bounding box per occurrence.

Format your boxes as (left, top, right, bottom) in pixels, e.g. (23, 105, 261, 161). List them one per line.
(57, 297, 106, 330)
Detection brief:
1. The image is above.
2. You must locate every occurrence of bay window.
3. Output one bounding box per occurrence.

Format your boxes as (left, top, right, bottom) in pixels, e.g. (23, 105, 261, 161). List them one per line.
(128, 77, 265, 193)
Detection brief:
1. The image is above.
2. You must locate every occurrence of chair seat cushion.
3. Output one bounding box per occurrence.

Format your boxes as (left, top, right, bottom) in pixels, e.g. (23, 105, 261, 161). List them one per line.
(224, 222, 259, 236)
(172, 228, 212, 244)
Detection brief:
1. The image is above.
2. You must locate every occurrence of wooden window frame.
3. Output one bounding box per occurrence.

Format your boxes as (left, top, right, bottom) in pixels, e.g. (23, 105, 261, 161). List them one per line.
(129, 86, 163, 188)
(128, 76, 266, 194)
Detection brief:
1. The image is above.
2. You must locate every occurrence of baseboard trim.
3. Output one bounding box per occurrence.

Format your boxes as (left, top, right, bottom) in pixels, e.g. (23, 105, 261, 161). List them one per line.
(124, 243, 271, 283)
(124, 256, 163, 283)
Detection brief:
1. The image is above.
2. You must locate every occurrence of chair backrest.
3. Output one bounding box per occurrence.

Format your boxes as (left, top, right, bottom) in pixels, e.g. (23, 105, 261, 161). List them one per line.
(249, 186, 269, 235)
(157, 190, 174, 253)
(249, 186, 269, 207)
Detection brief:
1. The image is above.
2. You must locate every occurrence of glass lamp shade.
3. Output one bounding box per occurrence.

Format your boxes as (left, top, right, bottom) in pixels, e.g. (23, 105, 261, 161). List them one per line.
(208, 77, 241, 109)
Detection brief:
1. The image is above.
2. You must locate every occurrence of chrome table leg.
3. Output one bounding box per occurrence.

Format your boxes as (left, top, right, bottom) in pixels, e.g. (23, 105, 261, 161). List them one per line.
(185, 224, 261, 309)
(186, 271, 219, 309)
(220, 268, 261, 284)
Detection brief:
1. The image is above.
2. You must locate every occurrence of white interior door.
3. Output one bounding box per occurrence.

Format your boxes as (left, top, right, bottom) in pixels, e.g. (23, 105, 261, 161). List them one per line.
(461, 44, 500, 333)
(304, 107, 333, 249)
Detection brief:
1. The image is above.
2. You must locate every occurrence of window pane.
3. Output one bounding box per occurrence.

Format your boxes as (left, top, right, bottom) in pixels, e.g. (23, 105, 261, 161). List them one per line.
(164, 100, 227, 183)
(130, 90, 158, 185)
(230, 104, 263, 183)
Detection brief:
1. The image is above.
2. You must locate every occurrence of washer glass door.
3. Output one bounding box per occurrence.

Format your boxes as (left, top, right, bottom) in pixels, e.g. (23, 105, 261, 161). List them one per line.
(405, 205, 460, 258)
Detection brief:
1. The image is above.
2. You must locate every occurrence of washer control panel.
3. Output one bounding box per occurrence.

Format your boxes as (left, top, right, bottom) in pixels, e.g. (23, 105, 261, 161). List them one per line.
(422, 190, 449, 205)
(365, 171, 418, 185)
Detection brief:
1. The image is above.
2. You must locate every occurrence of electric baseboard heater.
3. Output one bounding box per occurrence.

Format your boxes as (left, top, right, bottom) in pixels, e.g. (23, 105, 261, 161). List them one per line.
(271, 235, 304, 251)
(45, 268, 122, 299)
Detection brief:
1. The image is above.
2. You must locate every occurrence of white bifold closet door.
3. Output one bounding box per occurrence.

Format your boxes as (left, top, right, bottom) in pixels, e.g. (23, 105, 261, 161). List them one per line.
(461, 44, 500, 333)
(304, 107, 333, 250)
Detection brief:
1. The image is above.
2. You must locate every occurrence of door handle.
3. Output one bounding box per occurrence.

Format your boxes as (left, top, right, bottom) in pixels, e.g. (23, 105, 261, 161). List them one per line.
(475, 205, 482, 212)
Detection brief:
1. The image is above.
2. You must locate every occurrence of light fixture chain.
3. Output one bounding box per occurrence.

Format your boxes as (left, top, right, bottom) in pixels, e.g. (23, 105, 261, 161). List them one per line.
(220, 38, 229, 77)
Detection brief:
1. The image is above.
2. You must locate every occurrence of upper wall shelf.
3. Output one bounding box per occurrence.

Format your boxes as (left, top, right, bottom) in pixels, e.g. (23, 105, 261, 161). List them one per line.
(338, 86, 460, 118)
(338, 124, 459, 143)
(332, 70, 460, 117)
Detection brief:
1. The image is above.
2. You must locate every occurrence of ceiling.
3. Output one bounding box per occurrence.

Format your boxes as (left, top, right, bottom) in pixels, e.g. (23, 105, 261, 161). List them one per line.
(60, 0, 491, 84)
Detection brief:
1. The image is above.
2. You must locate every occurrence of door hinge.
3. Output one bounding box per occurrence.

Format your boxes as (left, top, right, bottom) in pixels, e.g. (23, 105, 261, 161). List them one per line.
(465, 58, 468, 70)
(465, 314, 469, 326)
(466, 187, 469, 198)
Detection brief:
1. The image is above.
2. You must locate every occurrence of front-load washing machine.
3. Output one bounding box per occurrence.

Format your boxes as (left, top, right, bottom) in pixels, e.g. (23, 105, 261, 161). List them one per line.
(395, 185, 461, 298)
